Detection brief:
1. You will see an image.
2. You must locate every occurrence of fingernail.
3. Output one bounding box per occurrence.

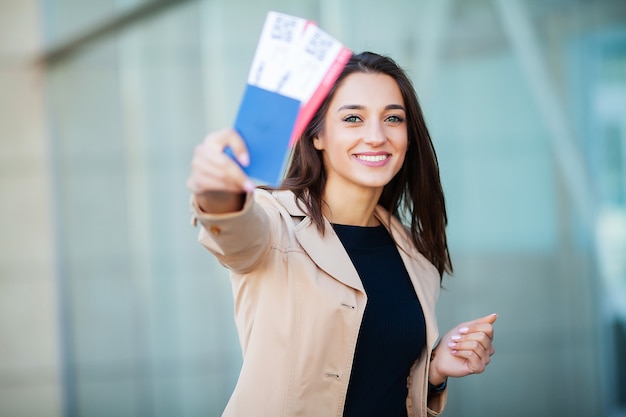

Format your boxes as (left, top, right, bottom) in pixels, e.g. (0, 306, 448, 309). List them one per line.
(451, 335, 461, 341)
(459, 327, 470, 334)
(447, 342, 457, 348)
(243, 179, 255, 193)
(238, 153, 250, 167)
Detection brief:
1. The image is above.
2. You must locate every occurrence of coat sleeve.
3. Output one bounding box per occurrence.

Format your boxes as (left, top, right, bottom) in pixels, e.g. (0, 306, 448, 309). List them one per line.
(190, 190, 272, 274)
(427, 389, 447, 416)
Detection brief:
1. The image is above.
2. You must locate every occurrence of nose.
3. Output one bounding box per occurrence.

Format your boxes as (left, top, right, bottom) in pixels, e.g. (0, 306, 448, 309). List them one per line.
(363, 121, 386, 146)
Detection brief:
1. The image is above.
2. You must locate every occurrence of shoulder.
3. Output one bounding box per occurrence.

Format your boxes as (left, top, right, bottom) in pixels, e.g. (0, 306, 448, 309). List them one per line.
(250, 189, 312, 239)
(266, 189, 307, 217)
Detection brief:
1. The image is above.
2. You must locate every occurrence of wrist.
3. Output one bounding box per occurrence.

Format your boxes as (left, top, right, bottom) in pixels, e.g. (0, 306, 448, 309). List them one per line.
(428, 372, 446, 387)
(428, 353, 446, 386)
(428, 378, 447, 395)
(195, 191, 246, 214)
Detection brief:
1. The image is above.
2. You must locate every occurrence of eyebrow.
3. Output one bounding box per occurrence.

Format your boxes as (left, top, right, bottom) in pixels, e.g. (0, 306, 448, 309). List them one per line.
(337, 104, 406, 112)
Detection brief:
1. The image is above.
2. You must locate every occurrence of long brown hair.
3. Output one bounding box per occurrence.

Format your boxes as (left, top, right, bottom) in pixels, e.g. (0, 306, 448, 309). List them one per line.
(279, 51, 452, 278)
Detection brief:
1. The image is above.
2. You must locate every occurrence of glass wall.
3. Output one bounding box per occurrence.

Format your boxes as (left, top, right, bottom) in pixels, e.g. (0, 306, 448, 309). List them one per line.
(41, 0, 626, 416)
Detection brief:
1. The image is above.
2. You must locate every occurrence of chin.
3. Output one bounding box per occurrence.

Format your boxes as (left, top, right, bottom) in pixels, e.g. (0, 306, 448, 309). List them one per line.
(356, 178, 393, 189)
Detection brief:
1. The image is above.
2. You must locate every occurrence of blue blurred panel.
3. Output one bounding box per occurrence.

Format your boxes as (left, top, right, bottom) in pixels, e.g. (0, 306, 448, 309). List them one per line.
(432, 53, 557, 252)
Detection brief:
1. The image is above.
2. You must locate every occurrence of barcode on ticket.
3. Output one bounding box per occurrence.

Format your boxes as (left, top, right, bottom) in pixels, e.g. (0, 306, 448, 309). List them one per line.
(270, 14, 299, 42)
(305, 31, 334, 62)
(247, 11, 309, 90)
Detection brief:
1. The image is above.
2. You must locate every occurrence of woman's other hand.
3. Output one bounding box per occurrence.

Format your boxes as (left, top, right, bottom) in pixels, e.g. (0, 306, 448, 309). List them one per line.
(429, 313, 497, 385)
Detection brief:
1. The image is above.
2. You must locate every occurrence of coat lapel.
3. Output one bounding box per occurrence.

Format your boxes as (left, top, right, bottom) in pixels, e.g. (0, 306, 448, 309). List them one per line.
(274, 191, 365, 293)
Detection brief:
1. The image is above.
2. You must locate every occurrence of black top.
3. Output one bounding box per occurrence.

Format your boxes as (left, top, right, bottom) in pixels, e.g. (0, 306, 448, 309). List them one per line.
(333, 224, 426, 417)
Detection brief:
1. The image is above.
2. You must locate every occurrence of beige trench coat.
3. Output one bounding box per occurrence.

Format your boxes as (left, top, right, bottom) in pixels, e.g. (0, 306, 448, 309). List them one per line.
(192, 189, 447, 417)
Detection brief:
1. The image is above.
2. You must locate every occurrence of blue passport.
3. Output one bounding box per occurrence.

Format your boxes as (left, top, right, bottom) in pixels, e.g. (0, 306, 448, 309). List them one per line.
(232, 84, 301, 186)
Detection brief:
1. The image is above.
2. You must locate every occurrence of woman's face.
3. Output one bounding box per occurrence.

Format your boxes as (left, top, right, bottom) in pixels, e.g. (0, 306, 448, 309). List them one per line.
(314, 72, 408, 195)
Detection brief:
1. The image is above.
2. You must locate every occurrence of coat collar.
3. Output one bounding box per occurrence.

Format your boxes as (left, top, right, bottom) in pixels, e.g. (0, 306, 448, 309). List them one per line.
(274, 190, 365, 293)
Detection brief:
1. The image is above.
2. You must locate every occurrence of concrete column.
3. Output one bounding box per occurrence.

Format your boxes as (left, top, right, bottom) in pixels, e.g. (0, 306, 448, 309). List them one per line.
(0, 1, 63, 416)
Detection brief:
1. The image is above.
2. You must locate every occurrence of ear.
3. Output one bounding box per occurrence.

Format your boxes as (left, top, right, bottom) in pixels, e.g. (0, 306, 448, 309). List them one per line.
(313, 135, 324, 151)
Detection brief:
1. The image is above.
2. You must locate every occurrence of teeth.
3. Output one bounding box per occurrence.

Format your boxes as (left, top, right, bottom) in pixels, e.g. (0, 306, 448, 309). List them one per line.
(356, 154, 388, 162)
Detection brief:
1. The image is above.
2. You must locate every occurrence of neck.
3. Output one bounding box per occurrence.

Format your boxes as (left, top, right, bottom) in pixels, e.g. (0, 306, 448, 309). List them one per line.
(322, 184, 382, 227)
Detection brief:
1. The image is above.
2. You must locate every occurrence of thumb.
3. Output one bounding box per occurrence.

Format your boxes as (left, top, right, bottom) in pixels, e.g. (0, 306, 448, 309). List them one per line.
(227, 129, 250, 167)
(475, 313, 498, 325)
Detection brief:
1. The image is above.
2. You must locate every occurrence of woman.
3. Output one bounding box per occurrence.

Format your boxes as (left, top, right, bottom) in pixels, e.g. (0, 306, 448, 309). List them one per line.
(187, 52, 496, 417)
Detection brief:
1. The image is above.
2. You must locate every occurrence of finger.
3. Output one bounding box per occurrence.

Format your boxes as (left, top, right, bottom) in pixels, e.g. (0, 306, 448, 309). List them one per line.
(448, 338, 491, 358)
(456, 313, 498, 328)
(188, 169, 251, 194)
(460, 323, 495, 341)
(456, 314, 497, 339)
(190, 130, 254, 193)
(203, 128, 250, 167)
(192, 145, 240, 182)
(448, 324, 495, 358)
(477, 313, 498, 325)
(450, 346, 491, 374)
(196, 128, 249, 169)
(460, 313, 497, 327)
(188, 162, 251, 195)
(451, 345, 490, 364)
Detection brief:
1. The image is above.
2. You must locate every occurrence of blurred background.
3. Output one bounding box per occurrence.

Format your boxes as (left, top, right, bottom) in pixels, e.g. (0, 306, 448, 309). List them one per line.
(1, 0, 625, 416)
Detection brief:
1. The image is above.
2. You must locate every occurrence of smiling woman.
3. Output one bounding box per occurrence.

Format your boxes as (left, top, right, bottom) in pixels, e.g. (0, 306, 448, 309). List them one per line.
(187, 51, 497, 417)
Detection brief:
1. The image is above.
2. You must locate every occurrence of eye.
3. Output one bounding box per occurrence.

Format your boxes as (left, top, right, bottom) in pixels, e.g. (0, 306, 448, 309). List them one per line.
(385, 114, 405, 123)
(342, 115, 362, 123)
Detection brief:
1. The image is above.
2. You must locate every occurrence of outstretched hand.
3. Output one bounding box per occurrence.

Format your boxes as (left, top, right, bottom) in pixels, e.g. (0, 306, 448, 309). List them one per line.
(187, 128, 254, 195)
(429, 313, 497, 386)
(187, 128, 255, 214)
